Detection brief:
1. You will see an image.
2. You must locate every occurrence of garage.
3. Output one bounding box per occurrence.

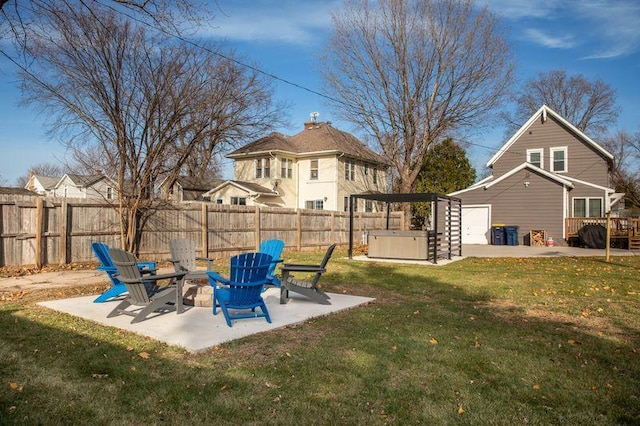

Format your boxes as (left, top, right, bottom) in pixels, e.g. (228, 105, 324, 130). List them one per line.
(461, 205, 490, 244)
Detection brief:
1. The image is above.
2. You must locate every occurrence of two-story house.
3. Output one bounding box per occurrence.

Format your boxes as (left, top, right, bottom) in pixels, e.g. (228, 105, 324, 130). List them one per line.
(54, 173, 117, 199)
(204, 121, 390, 212)
(451, 105, 623, 245)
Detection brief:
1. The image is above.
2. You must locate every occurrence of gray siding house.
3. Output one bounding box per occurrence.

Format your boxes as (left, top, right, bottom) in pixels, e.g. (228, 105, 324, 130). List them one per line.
(451, 105, 623, 245)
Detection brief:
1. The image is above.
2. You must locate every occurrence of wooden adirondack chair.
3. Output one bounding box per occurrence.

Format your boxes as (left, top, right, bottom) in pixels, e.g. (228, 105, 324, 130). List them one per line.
(91, 242, 157, 303)
(107, 248, 187, 324)
(207, 252, 273, 327)
(280, 244, 336, 305)
(259, 239, 285, 287)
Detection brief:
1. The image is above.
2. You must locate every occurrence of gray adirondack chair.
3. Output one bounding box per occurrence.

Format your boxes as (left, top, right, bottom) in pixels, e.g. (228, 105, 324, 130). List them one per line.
(107, 248, 187, 324)
(168, 238, 215, 281)
(279, 244, 336, 305)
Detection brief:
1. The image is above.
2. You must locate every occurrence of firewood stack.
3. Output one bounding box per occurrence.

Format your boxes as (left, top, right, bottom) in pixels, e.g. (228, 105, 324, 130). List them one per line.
(530, 230, 547, 246)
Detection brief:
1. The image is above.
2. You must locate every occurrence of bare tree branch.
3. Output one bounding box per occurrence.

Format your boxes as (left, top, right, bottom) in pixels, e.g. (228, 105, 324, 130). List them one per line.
(322, 0, 514, 227)
(18, 6, 283, 253)
(505, 69, 620, 136)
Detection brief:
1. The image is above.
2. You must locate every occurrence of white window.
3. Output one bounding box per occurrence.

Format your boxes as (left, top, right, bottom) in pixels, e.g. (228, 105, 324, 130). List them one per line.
(310, 159, 319, 180)
(344, 196, 349, 212)
(106, 187, 113, 200)
(550, 147, 567, 173)
(231, 196, 246, 206)
(365, 199, 373, 212)
(345, 159, 355, 181)
(280, 158, 293, 179)
(527, 148, 543, 168)
(573, 198, 602, 218)
(373, 167, 378, 185)
(305, 199, 324, 210)
(364, 163, 369, 175)
(215, 198, 223, 204)
(255, 158, 271, 179)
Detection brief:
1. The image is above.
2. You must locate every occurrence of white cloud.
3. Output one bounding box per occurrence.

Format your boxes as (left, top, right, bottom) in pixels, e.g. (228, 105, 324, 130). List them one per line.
(522, 28, 576, 49)
(480, 0, 556, 19)
(199, 1, 338, 45)
(485, 0, 640, 59)
(577, 0, 640, 59)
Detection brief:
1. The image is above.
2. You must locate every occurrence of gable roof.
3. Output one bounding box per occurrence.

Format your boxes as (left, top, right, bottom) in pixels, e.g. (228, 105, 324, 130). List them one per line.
(56, 173, 115, 188)
(203, 180, 278, 198)
(161, 175, 223, 192)
(450, 163, 574, 196)
(32, 175, 61, 190)
(486, 105, 614, 168)
(228, 122, 389, 166)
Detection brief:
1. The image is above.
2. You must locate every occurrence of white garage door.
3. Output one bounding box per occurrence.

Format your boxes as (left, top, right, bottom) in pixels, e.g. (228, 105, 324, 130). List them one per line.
(462, 205, 490, 244)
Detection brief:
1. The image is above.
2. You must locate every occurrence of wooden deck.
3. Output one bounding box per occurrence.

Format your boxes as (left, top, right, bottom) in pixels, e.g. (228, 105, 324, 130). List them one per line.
(565, 217, 640, 249)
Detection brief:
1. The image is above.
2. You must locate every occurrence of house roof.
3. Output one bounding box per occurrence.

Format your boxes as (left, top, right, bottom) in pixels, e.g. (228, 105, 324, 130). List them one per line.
(450, 163, 575, 196)
(228, 122, 389, 166)
(0, 186, 37, 195)
(32, 175, 61, 190)
(173, 176, 223, 191)
(486, 105, 614, 168)
(56, 173, 115, 188)
(204, 180, 278, 197)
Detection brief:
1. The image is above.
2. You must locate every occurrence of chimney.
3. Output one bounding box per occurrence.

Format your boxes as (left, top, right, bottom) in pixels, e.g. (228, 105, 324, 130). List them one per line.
(27, 171, 34, 191)
(305, 111, 320, 130)
(95, 170, 102, 176)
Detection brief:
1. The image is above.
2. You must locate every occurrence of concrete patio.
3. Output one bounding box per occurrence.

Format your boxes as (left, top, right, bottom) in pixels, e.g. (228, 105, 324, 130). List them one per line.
(38, 288, 374, 353)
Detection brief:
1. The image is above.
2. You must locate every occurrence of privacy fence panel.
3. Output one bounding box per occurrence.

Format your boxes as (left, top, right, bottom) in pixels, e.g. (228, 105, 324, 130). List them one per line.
(0, 195, 402, 267)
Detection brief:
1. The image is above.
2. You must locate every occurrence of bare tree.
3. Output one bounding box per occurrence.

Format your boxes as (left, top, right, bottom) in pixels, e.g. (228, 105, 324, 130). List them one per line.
(601, 130, 640, 208)
(174, 53, 288, 180)
(0, 0, 207, 40)
(322, 0, 513, 227)
(15, 162, 65, 187)
(506, 70, 620, 135)
(19, 6, 283, 253)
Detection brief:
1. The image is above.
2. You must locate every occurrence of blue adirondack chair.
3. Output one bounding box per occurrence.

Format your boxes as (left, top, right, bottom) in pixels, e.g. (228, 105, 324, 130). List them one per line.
(259, 239, 285, 287)
(207, 252, 273, 327)
(91, 242, 157, 303)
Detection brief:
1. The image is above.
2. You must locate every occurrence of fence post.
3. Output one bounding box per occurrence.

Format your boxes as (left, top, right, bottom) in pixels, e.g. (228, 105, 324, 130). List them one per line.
(296, 209, 302, 251)
(59, 200, 68, 264)
(201, 202, 208, 258)
(330, 211, 335, 243)
(255, 205, 261, 250)
(35, 198, 44, 269)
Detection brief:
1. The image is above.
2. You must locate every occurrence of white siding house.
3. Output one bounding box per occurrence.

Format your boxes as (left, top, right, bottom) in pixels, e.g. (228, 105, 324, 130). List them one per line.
(205, 121, 389, 211)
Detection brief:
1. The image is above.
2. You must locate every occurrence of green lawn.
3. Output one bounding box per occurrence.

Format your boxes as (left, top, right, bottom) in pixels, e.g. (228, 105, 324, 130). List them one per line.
(1, 250, 639, 424)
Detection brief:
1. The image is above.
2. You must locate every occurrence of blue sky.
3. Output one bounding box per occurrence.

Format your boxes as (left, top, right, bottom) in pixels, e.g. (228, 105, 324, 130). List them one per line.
(1, 0, 639, 185)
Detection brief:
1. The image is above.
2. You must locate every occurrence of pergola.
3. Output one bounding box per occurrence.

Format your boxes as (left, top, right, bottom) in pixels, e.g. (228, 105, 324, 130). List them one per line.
(348, 192, 462, 264)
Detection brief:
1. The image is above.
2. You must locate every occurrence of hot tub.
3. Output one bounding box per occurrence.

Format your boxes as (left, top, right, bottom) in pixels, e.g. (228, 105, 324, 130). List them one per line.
(367, 230, 429, 260)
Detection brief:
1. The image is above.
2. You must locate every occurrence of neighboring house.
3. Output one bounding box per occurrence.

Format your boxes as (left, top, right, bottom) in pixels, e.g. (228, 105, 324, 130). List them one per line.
(451, 105, 623, 245)
(50, 173, 118, 200)
(205, 121, 390, 211)
(25, 173, 60, 196)
(158, 175, 223, 202)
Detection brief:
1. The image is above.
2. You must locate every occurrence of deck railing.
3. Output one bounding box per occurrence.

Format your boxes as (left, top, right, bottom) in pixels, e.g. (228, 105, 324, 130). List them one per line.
(565, 217, 639, 238)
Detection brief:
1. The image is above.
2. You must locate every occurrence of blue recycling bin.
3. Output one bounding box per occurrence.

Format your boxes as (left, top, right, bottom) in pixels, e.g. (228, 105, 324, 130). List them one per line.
(491, 226, 505, 245)
(505, 226, 519, 246)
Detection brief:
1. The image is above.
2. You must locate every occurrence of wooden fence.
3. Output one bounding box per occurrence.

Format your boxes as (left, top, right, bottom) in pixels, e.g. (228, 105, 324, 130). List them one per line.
(0, 195, 403, 267)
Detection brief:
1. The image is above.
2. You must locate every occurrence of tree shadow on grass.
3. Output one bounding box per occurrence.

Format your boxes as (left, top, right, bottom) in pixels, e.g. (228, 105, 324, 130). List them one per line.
(1, 255, 639, 424)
